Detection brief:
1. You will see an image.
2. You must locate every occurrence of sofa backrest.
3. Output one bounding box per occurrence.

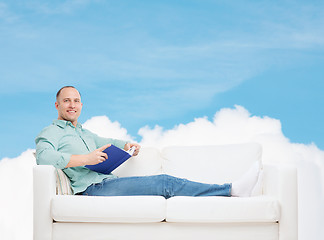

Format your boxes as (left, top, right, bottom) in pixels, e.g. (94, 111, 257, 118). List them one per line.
(162, 143, 262, 184)
(112, 143, 262, 184)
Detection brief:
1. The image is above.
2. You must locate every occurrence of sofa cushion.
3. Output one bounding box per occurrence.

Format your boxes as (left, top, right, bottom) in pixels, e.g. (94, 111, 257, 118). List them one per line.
(162, 143, 262, 184)
(51, 195, 166, 223)
(55, 169, 73, 195)
(112, 147, 164, 177)
(166, 196, 280, 223)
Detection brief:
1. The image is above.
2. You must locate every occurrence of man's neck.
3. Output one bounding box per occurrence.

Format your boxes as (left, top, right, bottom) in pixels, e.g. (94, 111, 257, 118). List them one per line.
(57, 118, 78, 127)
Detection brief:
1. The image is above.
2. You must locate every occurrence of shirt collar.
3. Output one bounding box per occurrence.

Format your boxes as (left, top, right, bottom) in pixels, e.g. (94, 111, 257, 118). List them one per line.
(52, 119, 82, 129)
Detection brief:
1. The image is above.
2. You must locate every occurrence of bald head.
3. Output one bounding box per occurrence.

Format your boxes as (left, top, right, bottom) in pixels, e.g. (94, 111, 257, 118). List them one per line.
(56, 86, 81, 101)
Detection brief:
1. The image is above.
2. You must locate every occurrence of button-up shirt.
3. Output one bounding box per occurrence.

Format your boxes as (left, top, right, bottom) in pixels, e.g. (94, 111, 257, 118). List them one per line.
(35, 119, 127, 194)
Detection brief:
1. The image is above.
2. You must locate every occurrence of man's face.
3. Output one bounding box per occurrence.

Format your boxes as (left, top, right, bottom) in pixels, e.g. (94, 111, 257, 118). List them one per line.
(55, 87, 82, 126)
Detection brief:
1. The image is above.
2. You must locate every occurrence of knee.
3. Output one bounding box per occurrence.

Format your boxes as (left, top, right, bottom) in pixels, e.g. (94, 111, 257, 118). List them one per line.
(158, 174, 180, 182)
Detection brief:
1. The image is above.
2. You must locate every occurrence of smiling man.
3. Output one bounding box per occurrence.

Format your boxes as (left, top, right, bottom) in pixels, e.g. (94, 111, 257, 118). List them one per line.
(35, 86, 260, 197)
(35, 86, 140, 194)
(55, 86, 82, 127)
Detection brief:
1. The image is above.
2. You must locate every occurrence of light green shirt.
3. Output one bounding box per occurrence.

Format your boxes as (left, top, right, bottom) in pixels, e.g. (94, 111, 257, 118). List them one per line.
(35, 119, 128, 194)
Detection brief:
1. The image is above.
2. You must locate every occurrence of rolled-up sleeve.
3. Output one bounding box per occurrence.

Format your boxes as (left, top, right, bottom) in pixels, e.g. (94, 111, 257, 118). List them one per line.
(35, 134, 71, 169)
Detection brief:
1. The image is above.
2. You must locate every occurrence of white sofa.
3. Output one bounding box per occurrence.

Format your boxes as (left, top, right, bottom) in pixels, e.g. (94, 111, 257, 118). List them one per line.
(33, 143, 298, 240)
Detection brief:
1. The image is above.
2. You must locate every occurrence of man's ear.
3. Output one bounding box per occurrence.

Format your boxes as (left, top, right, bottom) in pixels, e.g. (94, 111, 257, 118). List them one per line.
(55, 101, 59, 110)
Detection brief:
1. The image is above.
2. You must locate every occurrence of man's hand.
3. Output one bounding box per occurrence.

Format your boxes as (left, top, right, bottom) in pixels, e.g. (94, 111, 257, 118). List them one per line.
(124, 143, 141, 156)
(85, 144, 111, 165)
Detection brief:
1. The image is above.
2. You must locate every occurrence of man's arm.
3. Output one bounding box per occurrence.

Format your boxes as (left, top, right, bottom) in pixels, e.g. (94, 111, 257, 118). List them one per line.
(65, 144, 111, 168)
(36, 134, 71, 169)
(36, 136, 112, 168)
(36, 128, 112, 169)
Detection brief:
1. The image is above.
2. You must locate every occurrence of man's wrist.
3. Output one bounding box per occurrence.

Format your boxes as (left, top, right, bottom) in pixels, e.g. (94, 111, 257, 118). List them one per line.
(68, 154, 88, 168)
(80, 154, 87, 165)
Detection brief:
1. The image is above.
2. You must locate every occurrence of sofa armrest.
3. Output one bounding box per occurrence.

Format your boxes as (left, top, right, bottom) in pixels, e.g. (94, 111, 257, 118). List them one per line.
(263, 163, 298, 240)
(33, 165, 56, 240)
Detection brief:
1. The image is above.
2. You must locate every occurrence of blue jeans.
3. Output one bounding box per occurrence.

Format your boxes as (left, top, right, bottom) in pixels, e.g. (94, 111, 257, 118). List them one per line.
(79, 174, 232, 198)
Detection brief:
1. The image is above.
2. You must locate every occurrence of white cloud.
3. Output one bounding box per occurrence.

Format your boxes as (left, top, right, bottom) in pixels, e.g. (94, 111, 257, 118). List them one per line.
(139, 105, 286, 155)
(0, 149, 36, 240)
(0, 105, 323, 239)
(82, 115, 134, 142)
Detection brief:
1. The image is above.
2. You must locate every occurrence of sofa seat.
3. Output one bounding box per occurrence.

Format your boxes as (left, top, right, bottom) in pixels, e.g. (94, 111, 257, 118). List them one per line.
(51, 195, 166, 223)
(166, 196, 280, 223)
(51, 195, 280, 225)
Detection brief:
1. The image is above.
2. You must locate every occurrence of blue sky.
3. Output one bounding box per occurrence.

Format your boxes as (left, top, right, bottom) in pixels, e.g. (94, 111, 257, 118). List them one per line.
(0, 0, 323, 159)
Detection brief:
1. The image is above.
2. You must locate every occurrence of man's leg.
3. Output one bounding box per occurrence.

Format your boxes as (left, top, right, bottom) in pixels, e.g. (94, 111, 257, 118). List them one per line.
(80, 174, 231, 198)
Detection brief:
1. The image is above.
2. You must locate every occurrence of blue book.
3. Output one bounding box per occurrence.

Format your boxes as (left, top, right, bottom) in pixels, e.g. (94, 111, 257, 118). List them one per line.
(85, 145, 135, 174)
